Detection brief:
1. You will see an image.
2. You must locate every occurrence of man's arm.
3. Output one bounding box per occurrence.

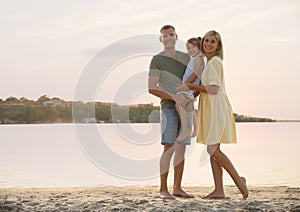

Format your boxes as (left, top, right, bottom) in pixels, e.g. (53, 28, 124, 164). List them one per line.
(148, 75, 173, 100)
(148, 75, 188, 105)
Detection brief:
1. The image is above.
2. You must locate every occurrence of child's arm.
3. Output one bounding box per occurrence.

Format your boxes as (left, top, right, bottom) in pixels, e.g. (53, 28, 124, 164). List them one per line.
(186, 57, 204, 83)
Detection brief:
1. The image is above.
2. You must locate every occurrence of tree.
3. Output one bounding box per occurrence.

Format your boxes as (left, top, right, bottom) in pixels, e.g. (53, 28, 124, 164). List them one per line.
(20, 97, 29, 103)
(37, 95, 50, 103)
(5, 96, 19, 103)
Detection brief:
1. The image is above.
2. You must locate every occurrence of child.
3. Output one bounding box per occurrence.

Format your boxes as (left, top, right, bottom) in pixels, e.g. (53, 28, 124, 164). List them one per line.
(176, 37, 205, 141)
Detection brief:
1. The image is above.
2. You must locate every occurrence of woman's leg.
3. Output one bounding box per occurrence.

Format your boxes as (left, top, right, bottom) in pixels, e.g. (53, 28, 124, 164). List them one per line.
(207, 144, 248, 199)
(203, 154, 225, 198)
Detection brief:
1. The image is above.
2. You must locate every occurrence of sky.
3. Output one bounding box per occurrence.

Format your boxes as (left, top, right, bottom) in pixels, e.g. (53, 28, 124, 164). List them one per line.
(1, 0, 300, 120)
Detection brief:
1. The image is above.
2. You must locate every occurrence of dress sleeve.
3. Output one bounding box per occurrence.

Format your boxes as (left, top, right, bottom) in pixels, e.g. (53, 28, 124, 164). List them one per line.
(149, 56, 160, 77)
(206, 57, 222, 87)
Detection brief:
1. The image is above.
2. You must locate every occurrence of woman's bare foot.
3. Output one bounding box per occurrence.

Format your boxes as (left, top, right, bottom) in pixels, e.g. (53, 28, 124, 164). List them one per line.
(172, 188, 194, 198)
(202, 190, 225, 199)
(159, 190, 175, 199)
(239, 177, 249, 200)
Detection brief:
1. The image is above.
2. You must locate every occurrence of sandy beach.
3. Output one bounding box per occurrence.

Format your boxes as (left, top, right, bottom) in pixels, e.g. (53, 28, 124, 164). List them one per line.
(0, 186, 299, 211)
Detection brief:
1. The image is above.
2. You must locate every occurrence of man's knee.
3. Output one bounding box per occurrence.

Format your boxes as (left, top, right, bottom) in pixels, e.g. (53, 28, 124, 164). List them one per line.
(175, 144, 186, 156)
(163, 144, 175, 156)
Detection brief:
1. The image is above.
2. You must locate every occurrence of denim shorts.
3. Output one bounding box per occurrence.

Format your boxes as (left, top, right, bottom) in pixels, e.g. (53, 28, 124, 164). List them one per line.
(160, 107, 192, 145)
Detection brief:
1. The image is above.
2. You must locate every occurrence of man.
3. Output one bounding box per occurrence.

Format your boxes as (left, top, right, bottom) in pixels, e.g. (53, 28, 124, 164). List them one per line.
(148, 25, 194, 199)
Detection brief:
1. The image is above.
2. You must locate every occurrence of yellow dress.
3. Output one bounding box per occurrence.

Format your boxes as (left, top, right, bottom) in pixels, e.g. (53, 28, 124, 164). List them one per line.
(197, 56, 237, 145)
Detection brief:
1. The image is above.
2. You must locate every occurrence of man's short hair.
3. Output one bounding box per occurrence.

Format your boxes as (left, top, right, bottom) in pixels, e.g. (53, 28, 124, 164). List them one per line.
(160, 25, 176, 33)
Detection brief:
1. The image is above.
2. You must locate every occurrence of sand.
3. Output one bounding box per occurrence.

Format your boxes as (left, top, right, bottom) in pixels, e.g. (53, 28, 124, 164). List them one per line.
(0, 186, 299, 211)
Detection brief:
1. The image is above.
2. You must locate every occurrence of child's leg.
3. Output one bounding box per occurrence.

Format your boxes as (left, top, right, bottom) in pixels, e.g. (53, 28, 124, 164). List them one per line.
(175, 104, 188, 141)
(191, 110, 198, 138)
(175, 95, 192, 141)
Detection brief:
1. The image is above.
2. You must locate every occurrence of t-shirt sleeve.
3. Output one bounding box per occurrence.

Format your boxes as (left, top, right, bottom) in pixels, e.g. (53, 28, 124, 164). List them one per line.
(207, 57, 222, 87)
(149, 56, 160, 77)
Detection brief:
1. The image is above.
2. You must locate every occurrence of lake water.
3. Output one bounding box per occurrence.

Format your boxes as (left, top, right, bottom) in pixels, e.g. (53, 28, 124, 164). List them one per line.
(0, 123, 299, 188)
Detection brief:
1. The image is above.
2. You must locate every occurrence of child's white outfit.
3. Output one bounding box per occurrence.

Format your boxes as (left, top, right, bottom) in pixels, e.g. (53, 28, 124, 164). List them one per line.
(177, 53, 204, 99)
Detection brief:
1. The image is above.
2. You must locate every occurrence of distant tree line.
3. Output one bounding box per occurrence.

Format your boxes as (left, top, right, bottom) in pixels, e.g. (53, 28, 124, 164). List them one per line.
(233, 113, 275, 122)
(0, 95, 276, 124)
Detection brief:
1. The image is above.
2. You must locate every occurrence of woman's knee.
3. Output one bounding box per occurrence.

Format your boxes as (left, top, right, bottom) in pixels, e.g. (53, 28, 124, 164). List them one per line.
(207, 144, 219, 156)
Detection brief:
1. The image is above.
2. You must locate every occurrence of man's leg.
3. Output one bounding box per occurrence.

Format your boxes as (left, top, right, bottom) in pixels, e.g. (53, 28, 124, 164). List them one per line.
(172, 144, 194, 198)
(160, 144, 175, 199)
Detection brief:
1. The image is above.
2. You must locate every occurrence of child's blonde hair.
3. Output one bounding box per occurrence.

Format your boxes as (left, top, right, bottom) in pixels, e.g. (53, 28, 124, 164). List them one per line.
(187, 37, 201, 51)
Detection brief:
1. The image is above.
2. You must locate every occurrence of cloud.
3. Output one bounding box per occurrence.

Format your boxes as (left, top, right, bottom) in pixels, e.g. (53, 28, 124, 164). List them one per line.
(217, 1, 300, 32)
(271, 36, 299, 43)
(0, 13, 23, 20)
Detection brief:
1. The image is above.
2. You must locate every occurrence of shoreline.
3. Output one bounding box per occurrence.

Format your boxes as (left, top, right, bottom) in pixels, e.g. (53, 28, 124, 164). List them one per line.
(1, 121, 299, 127)
(1, 186, 299, 211)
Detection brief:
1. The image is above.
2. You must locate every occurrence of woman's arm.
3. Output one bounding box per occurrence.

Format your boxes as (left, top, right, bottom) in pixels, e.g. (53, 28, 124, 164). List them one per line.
(176, 57, 220, 95)
(187, 57, 222, 95)
(186, 83, 219, 95)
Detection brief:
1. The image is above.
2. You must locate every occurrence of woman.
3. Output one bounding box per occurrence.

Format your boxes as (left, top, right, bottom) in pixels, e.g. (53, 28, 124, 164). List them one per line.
(176, 30, 248, 199)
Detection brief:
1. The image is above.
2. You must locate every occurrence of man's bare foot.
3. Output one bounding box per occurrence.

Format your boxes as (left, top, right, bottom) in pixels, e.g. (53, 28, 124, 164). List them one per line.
(202, 190, 225, 199)
(159, 190, 175, 199)
(239, 177, 249, 200)
(172, 188, 194, 198)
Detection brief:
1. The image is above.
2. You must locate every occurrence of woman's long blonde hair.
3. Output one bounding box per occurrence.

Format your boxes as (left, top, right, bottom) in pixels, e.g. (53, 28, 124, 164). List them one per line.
(200, 30, 223, 60)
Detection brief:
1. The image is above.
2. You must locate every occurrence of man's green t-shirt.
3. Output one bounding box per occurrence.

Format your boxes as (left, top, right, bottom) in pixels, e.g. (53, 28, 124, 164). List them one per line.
(149, 50, 193, 110)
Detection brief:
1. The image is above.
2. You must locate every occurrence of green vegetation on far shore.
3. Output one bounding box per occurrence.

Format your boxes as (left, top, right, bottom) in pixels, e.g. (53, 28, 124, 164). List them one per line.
(0, 95, 276, 124)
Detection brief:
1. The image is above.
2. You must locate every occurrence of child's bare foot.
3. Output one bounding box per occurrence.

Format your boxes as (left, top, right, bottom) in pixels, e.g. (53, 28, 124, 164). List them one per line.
(177, 127, 190, 141)
(191, 130, 197, 138)
(159, 190, 175, 199)
(202, 190, 225, 199)
(239, 177, 249, 200)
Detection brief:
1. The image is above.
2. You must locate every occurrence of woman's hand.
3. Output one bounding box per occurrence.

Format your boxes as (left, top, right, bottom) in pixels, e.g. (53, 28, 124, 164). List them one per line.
(175, 82, 191, 93)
